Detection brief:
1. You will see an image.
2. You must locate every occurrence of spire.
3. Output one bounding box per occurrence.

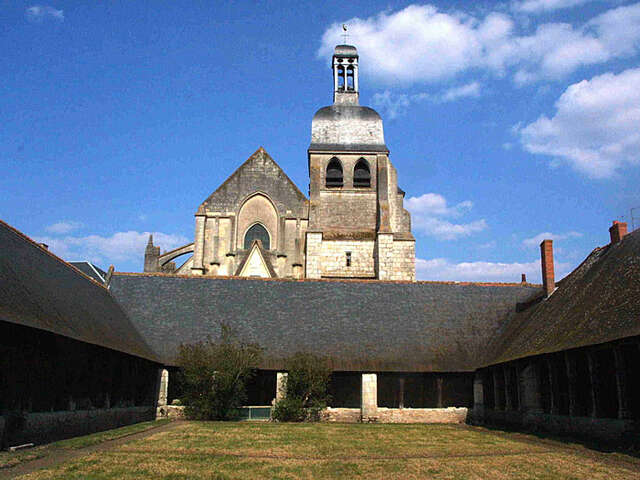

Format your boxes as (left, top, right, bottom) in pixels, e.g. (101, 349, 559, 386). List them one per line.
(333, 44, 359, 105)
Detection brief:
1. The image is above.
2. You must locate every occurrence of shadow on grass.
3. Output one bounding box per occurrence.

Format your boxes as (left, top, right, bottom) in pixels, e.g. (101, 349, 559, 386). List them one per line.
(467, 420, 640, 459)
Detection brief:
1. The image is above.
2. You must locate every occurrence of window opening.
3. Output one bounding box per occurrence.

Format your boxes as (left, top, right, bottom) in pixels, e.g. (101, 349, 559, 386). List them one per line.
(244, 224, 270, 250)
(347, 66, 354, 91)
(337, 66, 345, 91)
(353, 159, 371, 188)
(346, 251, 352, 267)
(326, 158, 343, 188)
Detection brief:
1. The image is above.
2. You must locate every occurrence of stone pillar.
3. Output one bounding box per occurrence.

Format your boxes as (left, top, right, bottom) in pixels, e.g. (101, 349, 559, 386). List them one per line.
(361, 373, 378, 421)
(520, 362, 542, 414)
(564, 352, 578, 416)
(398, 378, 405, 409)
(376, 233, 394, 280)
(546, 359, 559, 415)
(211, 217, 220, 272)
(503, 367, 512, 411)
(613, 347, 632, 420)
(436, 377, 443, 408)
(276, 372, 287, 403)
(158, 369, 168, 407)
(473, 373, 485, 418)
(191, 213, 206, 275)
(587, 352, 600, 418)
(305, 232, 322, 279)
(354, 64, 359, 92)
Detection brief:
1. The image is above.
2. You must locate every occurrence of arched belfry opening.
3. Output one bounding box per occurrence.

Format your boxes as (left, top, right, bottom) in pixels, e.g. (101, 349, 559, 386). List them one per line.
(346, 66, 355, 91)
(244, 223, 270, 250)
(326, 158, 343, 188)
(354, 159, 371, 188)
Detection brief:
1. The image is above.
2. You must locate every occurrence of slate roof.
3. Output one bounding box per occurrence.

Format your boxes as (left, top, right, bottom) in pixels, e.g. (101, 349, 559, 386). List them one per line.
(0, 220, 159, 362)
(108, 273, 540, 371)
(69, 261, 107, 284)
(485, 228, 640, 367)
(310, 105, 388, 153)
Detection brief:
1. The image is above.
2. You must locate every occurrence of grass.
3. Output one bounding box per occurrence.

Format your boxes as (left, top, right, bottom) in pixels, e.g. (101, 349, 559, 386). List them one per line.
(11, 421, 640, 479)
(0, 419, 170, 470)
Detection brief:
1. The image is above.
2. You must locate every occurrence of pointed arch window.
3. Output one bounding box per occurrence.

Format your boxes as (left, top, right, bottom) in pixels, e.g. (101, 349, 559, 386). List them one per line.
(353, 158, 371, 188)
(244, 223, 270, 250)
(326, 157, 343, 188)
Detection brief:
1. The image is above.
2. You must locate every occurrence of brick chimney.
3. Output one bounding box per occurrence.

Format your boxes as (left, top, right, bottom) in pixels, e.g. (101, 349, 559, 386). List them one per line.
(521, 273, 527, 284)
(540, 239, 555, 297)
(609, 221, 627, 244)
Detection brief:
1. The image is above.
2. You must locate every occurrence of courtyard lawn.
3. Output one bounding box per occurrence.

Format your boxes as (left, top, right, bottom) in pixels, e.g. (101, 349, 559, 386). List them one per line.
(13, 421, 640, 480)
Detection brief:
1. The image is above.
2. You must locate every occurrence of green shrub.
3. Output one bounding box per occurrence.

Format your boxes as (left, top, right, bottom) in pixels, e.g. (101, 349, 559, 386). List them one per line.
(177, 325, 262, 420)
(272, 352, 331, 422)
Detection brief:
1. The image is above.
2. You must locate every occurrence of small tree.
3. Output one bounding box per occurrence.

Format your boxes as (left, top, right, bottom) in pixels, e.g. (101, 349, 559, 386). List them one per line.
(272, 352, 331, 422)
(177, 325, 262, 420)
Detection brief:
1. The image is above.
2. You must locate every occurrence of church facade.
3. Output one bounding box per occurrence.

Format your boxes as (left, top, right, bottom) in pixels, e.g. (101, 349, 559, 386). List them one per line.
(143, 45, 415, 281)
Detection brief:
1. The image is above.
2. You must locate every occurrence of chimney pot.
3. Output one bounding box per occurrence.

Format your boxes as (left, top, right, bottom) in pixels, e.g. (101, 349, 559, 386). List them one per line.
(609, 221, 627, 244)
(540, 239, 555, 297)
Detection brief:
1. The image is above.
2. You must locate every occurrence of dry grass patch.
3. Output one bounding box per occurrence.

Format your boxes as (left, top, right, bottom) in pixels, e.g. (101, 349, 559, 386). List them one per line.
(16, 421, 640, 480)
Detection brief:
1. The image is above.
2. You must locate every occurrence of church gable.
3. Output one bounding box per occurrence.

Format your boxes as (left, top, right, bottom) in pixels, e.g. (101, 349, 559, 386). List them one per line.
(201, 147, 307, 218)
(235, 240, 276, 278)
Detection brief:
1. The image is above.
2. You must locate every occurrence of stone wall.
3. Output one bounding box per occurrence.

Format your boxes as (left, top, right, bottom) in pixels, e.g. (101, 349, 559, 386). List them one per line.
(376, 407, 468, 423)
(321, 408, 362, 423)
(376, 235, 415, 281)
(156, 405, 185, 420)
(3, 407, 155, 447)
(319, 239, 375, 278)
(316, 191, 378, 231)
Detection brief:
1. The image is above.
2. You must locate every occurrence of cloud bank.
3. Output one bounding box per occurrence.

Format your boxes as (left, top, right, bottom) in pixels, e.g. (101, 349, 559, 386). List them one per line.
(35, 230, 189, 268)
(406, 193, 487, 240)
(319, 3, 640, 85)
(519, 67, 640, 178)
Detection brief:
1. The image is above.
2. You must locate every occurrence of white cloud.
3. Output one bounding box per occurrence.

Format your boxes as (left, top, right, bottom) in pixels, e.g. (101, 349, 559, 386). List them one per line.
(319, 3, 640, 85)
(406, 193, 473, 217)
(34, 231, 189, 267)
(512, 0, 596, 14)
(522, 231, 582, 247)
(518, 67, 640, 178)
(371, 91, 410, 119)
(45, 221, 82, 234)
(373, 82, 481, 118)
(26, 5, 64, 22)
(440, 81, 481, 102)
(406, 193, 487, 240)
(416, 257, 571, 282)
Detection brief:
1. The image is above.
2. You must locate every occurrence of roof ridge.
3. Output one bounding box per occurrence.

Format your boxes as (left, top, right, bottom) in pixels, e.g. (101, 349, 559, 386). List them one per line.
(0, 219, 108, 290)
(112, 271, 541, 287)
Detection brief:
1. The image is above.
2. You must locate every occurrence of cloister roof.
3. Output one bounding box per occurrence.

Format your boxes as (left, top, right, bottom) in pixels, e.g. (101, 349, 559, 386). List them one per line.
(485, 228, 640, 367)
(108, 273, 539, 372)
(0, 220, 159, 362)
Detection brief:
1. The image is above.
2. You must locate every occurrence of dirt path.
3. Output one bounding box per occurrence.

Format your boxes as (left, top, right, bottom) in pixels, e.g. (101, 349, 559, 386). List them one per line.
(0, 420, 183, 479)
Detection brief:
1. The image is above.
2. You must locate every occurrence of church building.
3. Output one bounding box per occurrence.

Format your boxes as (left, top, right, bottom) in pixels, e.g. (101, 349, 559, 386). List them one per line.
(143, 44, 415, 281)
(1, 44, 639, 448)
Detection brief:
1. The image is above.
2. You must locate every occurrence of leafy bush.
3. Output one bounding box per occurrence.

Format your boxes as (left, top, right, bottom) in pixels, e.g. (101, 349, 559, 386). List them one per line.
(272, 352, 331, 422)
(177, 325, 262, 420)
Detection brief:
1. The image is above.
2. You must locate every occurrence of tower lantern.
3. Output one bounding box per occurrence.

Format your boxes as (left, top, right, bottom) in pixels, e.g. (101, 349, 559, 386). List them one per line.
(333, 45, 359, 105)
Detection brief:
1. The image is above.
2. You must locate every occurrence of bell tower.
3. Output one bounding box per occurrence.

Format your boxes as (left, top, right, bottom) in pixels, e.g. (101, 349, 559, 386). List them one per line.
(306, 44, 416, 281)
(333, 45, 359, 105)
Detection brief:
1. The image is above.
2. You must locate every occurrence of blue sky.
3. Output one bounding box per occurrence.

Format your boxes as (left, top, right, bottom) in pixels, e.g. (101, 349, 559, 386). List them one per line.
(1, 0, 639, 281)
